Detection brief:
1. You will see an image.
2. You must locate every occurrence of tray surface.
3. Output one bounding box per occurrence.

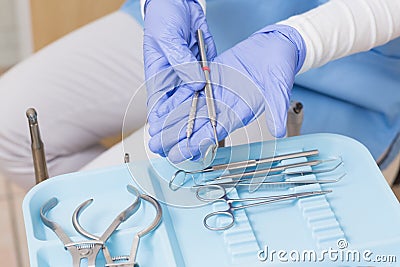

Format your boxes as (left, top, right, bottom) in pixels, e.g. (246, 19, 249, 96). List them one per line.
(23, 134, 400, 266)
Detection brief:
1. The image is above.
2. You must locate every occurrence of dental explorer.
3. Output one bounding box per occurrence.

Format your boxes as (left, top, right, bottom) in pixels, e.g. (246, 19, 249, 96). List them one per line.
(186, 29, 219, 150)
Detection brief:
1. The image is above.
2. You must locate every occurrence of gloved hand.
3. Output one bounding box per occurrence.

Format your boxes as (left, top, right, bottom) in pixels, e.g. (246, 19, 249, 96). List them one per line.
(148, 24, 306, 163)
(144, 0, 216, 158)
(144, 0, 216, 116)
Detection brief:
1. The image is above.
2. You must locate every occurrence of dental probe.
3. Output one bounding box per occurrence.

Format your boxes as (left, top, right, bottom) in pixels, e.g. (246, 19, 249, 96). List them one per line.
(197, 29, 219, 146)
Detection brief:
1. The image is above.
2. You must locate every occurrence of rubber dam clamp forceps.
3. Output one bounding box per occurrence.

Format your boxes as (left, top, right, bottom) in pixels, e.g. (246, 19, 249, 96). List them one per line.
(170, 149, 320, 189)
(40, 185, 141, 267)
(186, 29, 219, 159)
(73, 186, 162, 267)
(196, 184, 332, 231)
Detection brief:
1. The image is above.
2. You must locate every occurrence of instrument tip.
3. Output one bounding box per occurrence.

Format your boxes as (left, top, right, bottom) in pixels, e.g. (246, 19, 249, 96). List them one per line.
(26, 108, 38, 124)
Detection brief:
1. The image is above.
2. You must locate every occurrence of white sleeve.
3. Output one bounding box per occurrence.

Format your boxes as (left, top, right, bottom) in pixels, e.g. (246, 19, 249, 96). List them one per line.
(278, 0, 400, 74)
(140, 0, 206, 18)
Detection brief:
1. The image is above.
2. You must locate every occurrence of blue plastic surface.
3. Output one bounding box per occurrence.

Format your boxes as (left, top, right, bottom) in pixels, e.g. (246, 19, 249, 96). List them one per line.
(23, 134, 400, 266)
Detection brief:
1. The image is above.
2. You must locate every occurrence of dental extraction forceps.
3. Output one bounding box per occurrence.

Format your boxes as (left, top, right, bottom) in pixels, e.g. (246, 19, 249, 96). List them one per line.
(171, 149, 320, 187)
(196, 184, 332, 231)
(40, 186, 141, 267)
(186, 29, 219, 154)
(73, 186, 162, 267)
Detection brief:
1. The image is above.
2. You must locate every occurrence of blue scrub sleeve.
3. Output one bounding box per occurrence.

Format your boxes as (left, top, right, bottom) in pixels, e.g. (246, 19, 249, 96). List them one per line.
(292, 85, 400, 165)
(120, 0, 144, 26)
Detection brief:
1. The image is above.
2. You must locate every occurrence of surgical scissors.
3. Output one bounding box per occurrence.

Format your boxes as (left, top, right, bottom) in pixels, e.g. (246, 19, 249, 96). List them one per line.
(196, 185, 332, 231)
(72, 185, 162, 267)
(40, 185, 141, 267)
(170, 149, 320, 189)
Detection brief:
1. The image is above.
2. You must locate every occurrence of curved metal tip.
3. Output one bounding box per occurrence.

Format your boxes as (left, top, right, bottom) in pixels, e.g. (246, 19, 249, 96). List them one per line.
(335, 173, 346, 182)
(126, 185, 139, 197)
(72, 198, 97, 240)
(42, 197, 58, 212)
(122, 185, 142, 221)
(169, 170, 187, 191)
(26, 108, 38, 124)
(186, 139, 195, 161)
(40, 197, 59, 230)
(201, 144, 217, 169)
(212, 127, 219, 149)
(77, 199, 94, 212)
(137, 194, 162, 237)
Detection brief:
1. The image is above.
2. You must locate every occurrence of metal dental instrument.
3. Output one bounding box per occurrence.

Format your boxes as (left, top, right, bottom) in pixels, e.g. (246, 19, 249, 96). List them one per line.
(196, 184, 332, 231)
(182, 158, 343, 190)
(41, 198, 103, 267)
(193, 166, 345, 189)
(72, 185, 141, 241)
(286, 101, 304, 137)
(124, 153, 130, 163)
(72, 186, 162, 267)
(197, 29, 218, 146)
(194, 174, 344, 189)
(26, 108, 49, 184)
(213, 158, 341, 183)
(104, 192, 163, 267)
(40, 186, 141, 267)
(170, 149, 320, 189)
(186, 29, 219, 156)
(186, 91, 199, 150)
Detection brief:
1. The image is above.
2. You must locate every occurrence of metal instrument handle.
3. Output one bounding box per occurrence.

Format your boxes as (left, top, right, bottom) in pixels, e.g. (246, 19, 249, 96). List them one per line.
(203, 211, 235, 231)
(26, 108, 49, 184)
(215, 159, 322, 181)
(196, 29, 218, 143)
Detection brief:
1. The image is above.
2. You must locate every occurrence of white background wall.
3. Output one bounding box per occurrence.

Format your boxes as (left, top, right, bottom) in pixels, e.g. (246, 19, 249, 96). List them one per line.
(0, 0, 32, 68)
(0, 0, 18, 67)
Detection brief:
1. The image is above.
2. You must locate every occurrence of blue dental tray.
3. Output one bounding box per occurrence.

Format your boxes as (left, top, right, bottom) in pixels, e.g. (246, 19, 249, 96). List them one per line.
(23, 133, 400, 266)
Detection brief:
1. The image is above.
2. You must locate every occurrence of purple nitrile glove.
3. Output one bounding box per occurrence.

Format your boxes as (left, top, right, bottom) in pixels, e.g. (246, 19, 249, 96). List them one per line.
(148, 24, 306, 163)
(144, 0, 216, 156)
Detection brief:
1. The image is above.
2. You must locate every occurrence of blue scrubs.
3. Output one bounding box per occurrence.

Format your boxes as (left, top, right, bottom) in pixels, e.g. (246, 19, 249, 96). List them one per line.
(121, 0, 400, 167)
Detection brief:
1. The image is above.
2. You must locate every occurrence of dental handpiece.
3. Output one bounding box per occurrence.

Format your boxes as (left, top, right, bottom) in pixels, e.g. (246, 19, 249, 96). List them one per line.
(26, 108, 49, 184)
(196, 29, 218, 146)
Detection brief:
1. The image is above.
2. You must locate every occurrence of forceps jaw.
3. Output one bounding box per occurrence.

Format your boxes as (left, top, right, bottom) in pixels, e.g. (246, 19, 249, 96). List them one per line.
(40, 197, 61, 231)
(72, 199, 97, 240)
(118, 194, 162, 267)
(72, 185, 141, 242)
(40, 198, 104, 267)
(40, 187, 162, 267)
